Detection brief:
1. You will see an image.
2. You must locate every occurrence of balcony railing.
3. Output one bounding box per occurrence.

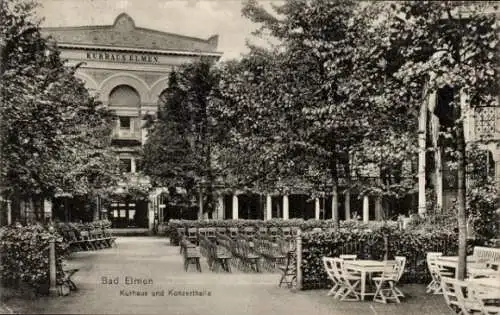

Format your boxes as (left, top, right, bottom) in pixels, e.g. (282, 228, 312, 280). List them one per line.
(111, 128, 142, 141)
(469, 106, 500, 142)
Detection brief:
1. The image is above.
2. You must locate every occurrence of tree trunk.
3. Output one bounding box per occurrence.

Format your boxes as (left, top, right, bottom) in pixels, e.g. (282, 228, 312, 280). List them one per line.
(456, 91, 468, 280)
(418, 90, 428, 217)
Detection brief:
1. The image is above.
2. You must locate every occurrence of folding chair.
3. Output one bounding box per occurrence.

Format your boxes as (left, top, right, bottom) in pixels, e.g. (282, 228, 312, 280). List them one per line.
(469, 282, 500, 315)
(441, 277, 483, 315)
(373, 260, 401, 304)
(278, 251, 296, 288)
(426, 252, 453, 294)
(337, 258, 361, 301)
(323, 257, 341, 297)
(394, 256, 406, 297)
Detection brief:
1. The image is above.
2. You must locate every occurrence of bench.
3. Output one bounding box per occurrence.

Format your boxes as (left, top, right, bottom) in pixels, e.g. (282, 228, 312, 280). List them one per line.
(472, 246, 500, 264)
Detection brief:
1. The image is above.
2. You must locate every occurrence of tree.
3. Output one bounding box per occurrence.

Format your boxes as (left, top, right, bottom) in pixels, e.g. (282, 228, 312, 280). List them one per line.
(0, 0, 119, 220)
(365, 1, 498, 280)
(143, 59, 220, 215)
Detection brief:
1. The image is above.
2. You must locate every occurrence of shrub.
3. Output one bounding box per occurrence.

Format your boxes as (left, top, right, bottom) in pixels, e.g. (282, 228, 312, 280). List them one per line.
(0, 224, 69, 293)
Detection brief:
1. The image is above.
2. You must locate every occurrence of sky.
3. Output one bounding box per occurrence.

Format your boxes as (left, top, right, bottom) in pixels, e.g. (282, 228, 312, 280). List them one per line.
(36, 0, 278, 60)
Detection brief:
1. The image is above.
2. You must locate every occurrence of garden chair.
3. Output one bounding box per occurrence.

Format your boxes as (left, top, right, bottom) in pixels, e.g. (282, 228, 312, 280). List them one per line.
(426, 252, 450, 294)
(244, 227, 255, 238)
(187, 228, 198, 245)
(322, 257, 341, 297)
(184, 247, 202, 272)
(441, 277, 482, 315)
(281, 227, 292, 240)
(337, 257, 361, 301)
(79, 230, 97, 251)
(229, 227, 239, 239)
(216, 227, 227, 236)
(269, 227, 278, 241)
(278, 251, 296, 288)
(372, 260, 401, 304)
(206, 228, 216, 242)
(198, 228, 208, 239)
(469, 282, 500, 315)
(394, 256, 407, 297)
(258, 227, 268, 237)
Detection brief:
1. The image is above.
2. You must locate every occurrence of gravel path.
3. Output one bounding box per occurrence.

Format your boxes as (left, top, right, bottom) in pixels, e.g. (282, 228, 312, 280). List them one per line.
(3, 237, 451, 315)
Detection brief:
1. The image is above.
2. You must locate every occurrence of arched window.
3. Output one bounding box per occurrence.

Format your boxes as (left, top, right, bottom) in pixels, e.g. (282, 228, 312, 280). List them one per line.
(109, 85, 140, 108)
(109, 85, 140, 131)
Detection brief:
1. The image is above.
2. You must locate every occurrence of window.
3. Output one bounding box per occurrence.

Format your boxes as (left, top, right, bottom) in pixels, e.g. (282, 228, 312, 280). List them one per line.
(119, 116, 131, 129)
(119, 158, 132, 173)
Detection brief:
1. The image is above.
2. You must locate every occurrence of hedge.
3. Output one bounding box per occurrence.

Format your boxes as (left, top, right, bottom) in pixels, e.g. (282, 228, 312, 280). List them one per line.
(299, 226, 487, 290)
(0, 224, 69, 293)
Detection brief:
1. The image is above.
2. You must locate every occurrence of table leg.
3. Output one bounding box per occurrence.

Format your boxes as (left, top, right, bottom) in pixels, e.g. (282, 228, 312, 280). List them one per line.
(361, 271, 366, 301)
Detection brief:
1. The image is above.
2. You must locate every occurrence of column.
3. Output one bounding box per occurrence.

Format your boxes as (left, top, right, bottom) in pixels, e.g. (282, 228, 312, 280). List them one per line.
(7, 200, 11, 225)
(198, 193, 204, 220)
(494, 150, 500, 192)
(331, 188, 339, 223)
(375, 196, 382, 220)
(217, 195, 224, 220)
(283, 195, 289, 220)
(266, 194, 272, 221)
(314, 198, 320, 220)
(131, 158, 137, 173)
(344, 191, 351, 221)
(148, 202, 154, 230)
(363, 195, 370, 223)
(232, 194, 239, 219)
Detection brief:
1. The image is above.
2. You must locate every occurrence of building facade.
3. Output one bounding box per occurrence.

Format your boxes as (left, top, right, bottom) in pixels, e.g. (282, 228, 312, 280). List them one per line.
(42, 13, 222, 229)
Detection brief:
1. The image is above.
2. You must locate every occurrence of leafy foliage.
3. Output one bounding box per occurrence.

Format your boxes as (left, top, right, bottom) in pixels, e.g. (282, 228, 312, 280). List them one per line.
(0, 224, 69, 291)
(0, 0, 119, 200)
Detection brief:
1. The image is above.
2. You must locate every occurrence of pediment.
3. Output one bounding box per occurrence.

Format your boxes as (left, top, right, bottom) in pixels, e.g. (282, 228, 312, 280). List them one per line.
(41, 13, 219, 53)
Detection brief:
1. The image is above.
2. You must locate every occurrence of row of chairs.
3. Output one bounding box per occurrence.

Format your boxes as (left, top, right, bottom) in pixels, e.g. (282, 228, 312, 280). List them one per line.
(177, 226, 299, 245)
(180, 236, 202, 272)
(199, 235, 232, 272)
(60, 228, 116, 251)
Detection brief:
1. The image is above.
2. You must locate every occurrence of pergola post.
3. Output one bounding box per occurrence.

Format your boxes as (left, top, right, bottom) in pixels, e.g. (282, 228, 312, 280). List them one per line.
(314, 198, 320, 220)
(363, 195, 370, 223)
(283, 195, 289, 220)
(266, 194, 272, 220)
(232, 194, 239, 219)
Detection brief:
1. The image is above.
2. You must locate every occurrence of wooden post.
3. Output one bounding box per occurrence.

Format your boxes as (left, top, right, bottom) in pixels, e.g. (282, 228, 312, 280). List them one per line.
(266, 194, 272, 220)
(232, 194, 239, 219)
(49, 238, 57, 296)
(283, 195, 289, 220)
(296, 229, 302, 290)
(363, 195, 370, 223)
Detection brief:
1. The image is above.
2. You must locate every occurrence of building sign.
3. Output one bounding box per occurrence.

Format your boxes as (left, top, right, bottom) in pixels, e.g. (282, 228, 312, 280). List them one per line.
(86, 51, 159, 64)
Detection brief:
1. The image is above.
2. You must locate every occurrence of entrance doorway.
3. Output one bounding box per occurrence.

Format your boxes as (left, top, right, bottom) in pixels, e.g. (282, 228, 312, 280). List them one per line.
(108, 199, 148, 228)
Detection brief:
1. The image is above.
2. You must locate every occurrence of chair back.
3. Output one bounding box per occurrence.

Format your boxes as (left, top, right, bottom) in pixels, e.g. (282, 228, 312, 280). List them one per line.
(426, 252, 443, 275)
(206, 228, 216, 240)
(322, 257, 337, 282)
(379, 260, 399, 281)
(312, 228, 323, 233)
(198, 228, 207, 238)
(340, 254, 357, 260)
(229, 227, 238, 238)
(187, 228, 197, 238)
(258, 227, 268, 236)
(469, 281, 500, 315)
(332, 257, 347, 281)
(395, 256, 406, 281)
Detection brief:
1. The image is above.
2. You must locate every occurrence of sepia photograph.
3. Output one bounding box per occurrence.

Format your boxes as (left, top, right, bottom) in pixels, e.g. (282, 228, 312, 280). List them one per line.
(0, 0, 499, 314)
